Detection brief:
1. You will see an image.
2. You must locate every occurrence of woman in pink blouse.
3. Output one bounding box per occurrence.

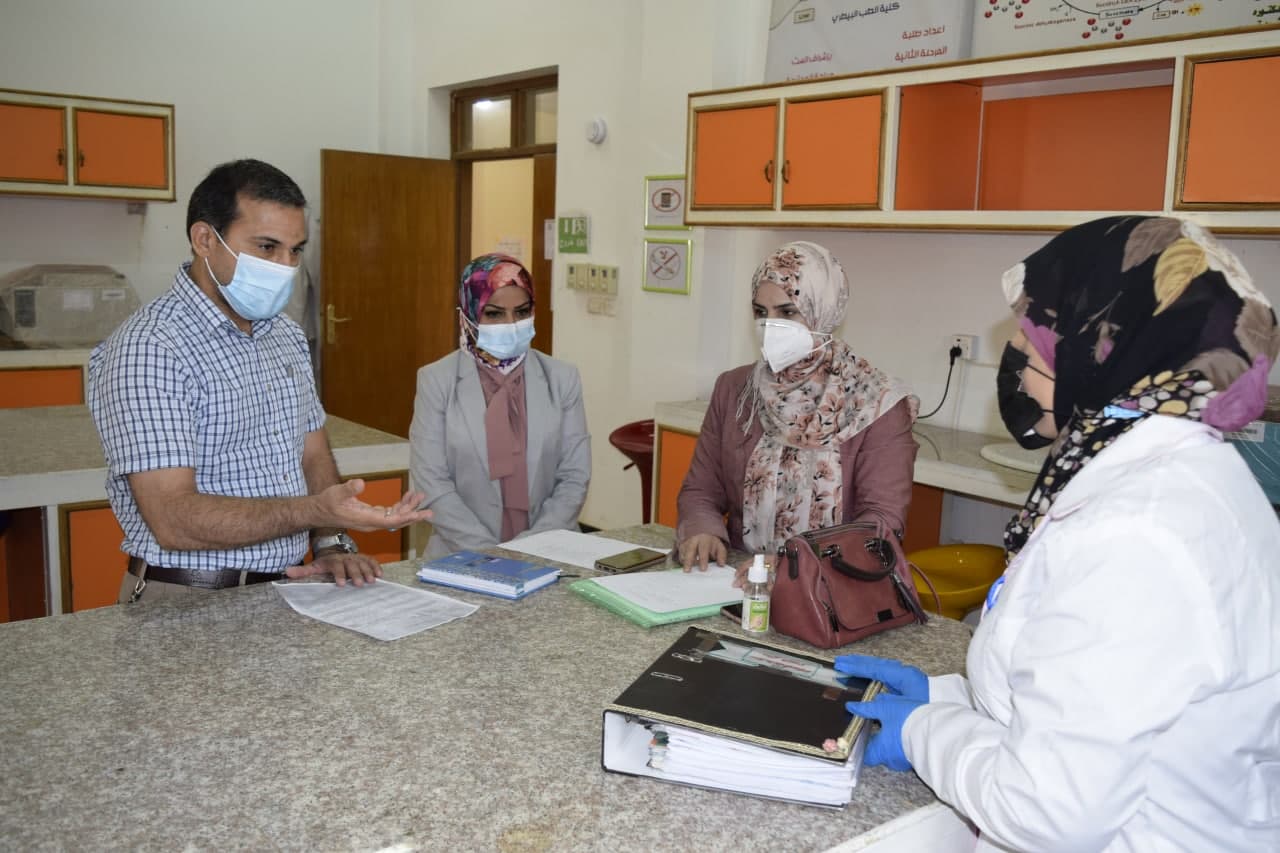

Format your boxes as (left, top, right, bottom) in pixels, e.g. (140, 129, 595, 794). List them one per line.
(677, 241, 918, 574)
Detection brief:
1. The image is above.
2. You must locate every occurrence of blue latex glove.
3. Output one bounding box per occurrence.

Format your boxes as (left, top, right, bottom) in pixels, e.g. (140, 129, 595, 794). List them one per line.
(845, 693, 925, 771)
(833, 654, 929, 702)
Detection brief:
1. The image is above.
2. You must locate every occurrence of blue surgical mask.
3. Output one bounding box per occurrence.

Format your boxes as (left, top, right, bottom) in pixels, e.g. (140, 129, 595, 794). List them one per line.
(205, 230, 298, 321)
(473, 316, 535, 360)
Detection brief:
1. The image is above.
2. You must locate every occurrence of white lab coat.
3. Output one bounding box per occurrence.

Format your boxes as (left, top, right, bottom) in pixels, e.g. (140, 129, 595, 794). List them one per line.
(904, 416, 1280, 852)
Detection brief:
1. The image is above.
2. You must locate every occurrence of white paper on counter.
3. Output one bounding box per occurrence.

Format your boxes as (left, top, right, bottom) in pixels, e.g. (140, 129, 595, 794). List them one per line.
(500, 529, 665, 571)
(272, 578, 477, 641)
(591, 565, 738, 614)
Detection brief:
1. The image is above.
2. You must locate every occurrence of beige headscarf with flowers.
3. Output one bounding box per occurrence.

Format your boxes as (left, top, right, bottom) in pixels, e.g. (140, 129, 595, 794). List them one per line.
(739, 242, 917, 553)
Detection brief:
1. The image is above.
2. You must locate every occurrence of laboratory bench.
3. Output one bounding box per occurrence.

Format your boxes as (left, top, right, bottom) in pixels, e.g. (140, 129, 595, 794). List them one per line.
(0, 524, 976, 852)
(0, 405, 410, 620)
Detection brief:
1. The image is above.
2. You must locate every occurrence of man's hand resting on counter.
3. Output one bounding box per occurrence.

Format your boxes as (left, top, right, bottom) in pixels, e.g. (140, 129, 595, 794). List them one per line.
(286, 551, 383, 587)
(678, 533, 727, 572)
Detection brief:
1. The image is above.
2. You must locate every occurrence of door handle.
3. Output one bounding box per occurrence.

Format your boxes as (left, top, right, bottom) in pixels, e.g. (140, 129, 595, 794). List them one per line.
(56, 148, 65, 166)
(77, 150, 85, 168)
(763, 159, 774, 184)
(781, 160, 791, 184)
(326, 303, 351, 345)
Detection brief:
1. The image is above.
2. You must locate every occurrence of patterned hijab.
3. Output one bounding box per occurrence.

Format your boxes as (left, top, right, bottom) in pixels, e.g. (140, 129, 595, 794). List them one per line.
(739, 241, 916, 553)
(457, 253, 535, 373)
(1003, 216, 1279, 558)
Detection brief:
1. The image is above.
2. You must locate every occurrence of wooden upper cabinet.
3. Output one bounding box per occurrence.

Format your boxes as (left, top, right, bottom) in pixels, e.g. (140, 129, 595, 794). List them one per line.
(0, 102, 67, 183)
(685, 29, 1280, 232)
(1179, 51, 1280, 207)
(74, 109, 169, 190)
(691, 102, 778, 208)
(781, 93, 883, 209)
(0, 89, 174, 201)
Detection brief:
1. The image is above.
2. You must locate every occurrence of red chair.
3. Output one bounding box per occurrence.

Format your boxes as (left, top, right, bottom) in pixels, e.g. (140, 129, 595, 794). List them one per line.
(608, 419, 656, 524)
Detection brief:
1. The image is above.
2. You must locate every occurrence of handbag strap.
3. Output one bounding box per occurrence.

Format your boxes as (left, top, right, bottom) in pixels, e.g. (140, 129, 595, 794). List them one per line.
(909, 561, 943, 616)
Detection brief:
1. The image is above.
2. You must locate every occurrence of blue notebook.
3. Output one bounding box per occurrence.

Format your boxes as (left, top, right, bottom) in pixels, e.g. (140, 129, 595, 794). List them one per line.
(415, 551, 561, 600)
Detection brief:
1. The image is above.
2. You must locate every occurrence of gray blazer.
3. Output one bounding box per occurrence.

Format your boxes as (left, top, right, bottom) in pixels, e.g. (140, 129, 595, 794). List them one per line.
(409, 349, 591, 558)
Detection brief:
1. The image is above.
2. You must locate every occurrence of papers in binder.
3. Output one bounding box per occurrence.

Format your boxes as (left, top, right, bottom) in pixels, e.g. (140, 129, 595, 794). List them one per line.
(569, 566, 739, 628)
(601, 626, 878, 807)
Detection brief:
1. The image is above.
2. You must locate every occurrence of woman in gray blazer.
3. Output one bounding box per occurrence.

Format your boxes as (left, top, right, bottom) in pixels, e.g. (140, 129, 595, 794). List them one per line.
(410, 254, 590, 558)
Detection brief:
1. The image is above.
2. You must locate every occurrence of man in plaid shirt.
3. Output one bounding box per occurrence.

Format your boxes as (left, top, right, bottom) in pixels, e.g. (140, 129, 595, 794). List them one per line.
(89, 159, 431, 603)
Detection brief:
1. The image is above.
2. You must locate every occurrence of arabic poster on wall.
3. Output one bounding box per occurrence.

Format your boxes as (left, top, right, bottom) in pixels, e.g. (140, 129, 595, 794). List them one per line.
(765, 0, 974, 83)
(972, 0, 1280, 59)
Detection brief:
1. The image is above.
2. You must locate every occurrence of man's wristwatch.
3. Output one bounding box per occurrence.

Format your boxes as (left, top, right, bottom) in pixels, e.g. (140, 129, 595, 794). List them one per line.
(312, 532, 359, 555)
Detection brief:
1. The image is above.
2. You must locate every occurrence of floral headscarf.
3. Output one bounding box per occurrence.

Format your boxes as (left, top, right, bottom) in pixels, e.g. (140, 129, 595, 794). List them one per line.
(1003, 216, 1280, 558)
(739, 242, 916, 553)
(457, 253, 535, 371)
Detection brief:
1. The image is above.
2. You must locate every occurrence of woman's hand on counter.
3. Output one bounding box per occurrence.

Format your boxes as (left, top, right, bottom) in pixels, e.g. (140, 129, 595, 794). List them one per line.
(678, 534, 727, 572)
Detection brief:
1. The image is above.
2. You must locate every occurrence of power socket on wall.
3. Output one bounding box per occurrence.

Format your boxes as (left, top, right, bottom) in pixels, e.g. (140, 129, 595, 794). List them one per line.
(949, 334, 978, 361)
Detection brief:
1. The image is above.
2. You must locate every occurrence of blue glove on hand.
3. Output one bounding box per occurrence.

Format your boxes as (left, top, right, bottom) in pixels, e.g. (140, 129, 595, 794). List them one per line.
(845, 693, 924, 772)
(833, 654, 929, 702)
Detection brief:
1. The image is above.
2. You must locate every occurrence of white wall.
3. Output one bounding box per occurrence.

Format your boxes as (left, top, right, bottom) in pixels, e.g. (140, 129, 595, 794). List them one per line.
(0, 0, 382, 303)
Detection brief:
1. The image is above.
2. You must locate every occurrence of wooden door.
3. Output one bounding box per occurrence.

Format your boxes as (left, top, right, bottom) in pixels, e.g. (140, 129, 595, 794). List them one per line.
(781, 93, 883, 209)
(65, 505, 128, 612)
(531, 153, 555, 354)
(73, 109, 168, 189)
(691, 103, 778, 208)
(321, 150, 458, 438)
(0, 102, 67, 183)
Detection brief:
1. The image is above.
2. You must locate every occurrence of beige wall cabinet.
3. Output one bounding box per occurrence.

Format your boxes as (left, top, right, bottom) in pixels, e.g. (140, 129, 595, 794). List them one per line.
(685, 29, 1280, 232)
(0, 89, 175, 201)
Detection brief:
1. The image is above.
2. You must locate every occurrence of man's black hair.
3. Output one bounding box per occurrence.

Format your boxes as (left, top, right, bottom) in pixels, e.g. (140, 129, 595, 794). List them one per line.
(186, 159, 306, 239)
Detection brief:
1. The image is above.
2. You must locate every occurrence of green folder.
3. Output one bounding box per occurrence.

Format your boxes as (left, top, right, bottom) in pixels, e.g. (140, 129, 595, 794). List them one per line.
(569, 577, 731, 628)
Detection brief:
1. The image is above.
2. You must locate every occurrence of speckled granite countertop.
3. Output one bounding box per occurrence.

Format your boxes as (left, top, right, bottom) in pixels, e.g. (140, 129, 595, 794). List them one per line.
(655, 399, 1037, 506)
(0, 525, 971, 852)
(0, 406, 408, 510)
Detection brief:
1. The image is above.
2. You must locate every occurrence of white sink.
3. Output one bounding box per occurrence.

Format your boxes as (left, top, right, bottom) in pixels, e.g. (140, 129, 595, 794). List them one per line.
(980, 442, 1049, 474)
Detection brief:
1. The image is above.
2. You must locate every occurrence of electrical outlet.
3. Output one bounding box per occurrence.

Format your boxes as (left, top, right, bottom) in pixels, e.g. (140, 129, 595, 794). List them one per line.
(949, 334, 978, 360)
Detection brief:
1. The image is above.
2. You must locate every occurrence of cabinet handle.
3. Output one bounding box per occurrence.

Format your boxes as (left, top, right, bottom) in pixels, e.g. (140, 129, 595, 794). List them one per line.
(77, 150, 85, 168)
(56, 148, 65, 166)
(782, 160, 791, 184)
(764, 159, 774, 184)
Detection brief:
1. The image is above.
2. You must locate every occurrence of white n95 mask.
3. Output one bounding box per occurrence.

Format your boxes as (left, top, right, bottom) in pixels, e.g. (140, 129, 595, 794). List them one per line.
(206, 230, 298, 321)
(757, 318, 823, 372)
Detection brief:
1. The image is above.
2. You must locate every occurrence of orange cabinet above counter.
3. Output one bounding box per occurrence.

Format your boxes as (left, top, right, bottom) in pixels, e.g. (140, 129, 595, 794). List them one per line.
(0, 89, 174, 202)
(685, 28, 1280, 233)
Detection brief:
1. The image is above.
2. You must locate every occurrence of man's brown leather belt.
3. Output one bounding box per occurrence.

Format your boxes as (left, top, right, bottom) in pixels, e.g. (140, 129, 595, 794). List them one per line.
(127, 557, 284, 590)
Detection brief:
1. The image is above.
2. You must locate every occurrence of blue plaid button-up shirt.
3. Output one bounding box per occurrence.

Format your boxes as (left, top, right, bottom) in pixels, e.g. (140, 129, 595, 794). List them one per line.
(88, 263, 325, 571)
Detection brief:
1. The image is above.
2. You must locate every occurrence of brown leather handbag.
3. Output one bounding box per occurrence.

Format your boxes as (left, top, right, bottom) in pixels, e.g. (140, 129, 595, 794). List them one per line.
(770, 521, 929, 649)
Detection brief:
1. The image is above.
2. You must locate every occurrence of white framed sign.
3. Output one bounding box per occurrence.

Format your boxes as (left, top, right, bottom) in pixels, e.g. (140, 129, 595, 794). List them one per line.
(644, 175, 689, 230)
(643, 237, 692, 295)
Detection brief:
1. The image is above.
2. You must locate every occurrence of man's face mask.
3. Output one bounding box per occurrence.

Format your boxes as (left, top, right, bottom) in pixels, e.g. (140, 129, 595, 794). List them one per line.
(997, 342, 1055, 450)
(205, 229, 298, 321)
(756, 318, 827, 373)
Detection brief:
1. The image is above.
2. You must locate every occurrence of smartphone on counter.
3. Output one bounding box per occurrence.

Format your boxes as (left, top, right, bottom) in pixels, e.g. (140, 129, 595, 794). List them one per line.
(720, 602, 743, 622)
(593, 547, 667, 574)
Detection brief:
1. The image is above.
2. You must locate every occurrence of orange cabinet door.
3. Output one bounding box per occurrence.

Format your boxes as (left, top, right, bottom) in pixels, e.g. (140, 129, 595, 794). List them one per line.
(0, 102, 67, 183)
(654, 428, 699, 528)
(691, 103, 779, 208)
(781, 93, 883, 209)
(0, 367, 85, 408)
(73, 108, 169, 189)
(1181, 53, 1280, 205)
(346, 475, 407, 564)
(66, 505, 128, 612)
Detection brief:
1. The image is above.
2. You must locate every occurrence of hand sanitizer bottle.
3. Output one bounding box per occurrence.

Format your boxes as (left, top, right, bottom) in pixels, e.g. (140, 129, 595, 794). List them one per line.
(741, 554, 770, 633)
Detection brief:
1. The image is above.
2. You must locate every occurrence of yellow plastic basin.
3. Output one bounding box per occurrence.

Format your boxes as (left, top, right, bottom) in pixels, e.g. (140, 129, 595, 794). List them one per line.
(907, 544, 1006, 620)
